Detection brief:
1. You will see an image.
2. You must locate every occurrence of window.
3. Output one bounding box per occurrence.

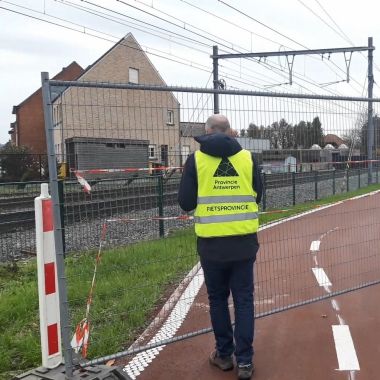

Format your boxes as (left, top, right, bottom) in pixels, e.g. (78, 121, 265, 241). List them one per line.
(53, 104, 62, 128)
(148, 144, 156, 159)
(167, 110, 174, 125)
(129, 68, 139, 84)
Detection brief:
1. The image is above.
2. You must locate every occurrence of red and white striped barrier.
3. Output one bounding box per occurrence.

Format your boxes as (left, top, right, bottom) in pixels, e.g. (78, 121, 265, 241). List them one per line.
(35, 183, 62, 368)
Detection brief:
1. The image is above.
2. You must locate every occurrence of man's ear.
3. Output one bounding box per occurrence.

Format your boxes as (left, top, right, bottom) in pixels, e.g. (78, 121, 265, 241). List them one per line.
(227, 129, 238, 137)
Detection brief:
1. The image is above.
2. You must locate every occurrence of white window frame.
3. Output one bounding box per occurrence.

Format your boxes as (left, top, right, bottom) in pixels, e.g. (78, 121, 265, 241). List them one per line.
(167, 109, 174, 125)
(148, 144, 156, 159)
(129, 67, 139, 84)
(53, 104, 62, 128)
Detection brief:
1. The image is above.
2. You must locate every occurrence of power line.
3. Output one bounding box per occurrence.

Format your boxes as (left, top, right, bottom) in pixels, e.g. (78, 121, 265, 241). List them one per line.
(62, 0, 332, 91)
(297, 0, 351, 44)
(217, 0, 366, 92)
(1, 3, 289, 92)
(1, 1, 372, 106)
(313, 0, 355, 45)
(115, 0, 367, 96)
(312, 0, 380, 88)
(0, 5, 209, 73)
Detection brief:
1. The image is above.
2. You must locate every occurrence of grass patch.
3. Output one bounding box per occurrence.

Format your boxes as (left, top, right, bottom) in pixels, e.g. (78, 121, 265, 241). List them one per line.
(1, 183, 380, 378)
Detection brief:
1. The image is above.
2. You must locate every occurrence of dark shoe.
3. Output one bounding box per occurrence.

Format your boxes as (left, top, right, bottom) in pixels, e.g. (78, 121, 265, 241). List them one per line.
(209, 350, 234, 371)
(237, 363, 254, 379)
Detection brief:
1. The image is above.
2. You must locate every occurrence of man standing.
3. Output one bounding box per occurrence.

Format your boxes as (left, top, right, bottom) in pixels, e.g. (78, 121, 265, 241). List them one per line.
(178, 114, 262, 379)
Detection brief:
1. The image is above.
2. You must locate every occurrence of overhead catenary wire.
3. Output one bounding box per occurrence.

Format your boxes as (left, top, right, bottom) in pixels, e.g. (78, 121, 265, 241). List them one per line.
(120, 0, 360, 95)
(58, 0, 367, 98)
(1, 1, 373, 119)
(2, 2, 298, 95)
(50, 0, 356, 95)
(216, 0, 367, 93)
(0, 2, 365, 130)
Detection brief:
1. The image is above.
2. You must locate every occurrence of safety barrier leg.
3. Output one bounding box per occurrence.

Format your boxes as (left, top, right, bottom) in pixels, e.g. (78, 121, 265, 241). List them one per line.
(35, 183, 63, 369)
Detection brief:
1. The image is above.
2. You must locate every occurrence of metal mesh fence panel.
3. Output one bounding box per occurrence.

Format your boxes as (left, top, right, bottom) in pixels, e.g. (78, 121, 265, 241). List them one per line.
(42, 79, 380, 371)
(0, 181, 47, 262)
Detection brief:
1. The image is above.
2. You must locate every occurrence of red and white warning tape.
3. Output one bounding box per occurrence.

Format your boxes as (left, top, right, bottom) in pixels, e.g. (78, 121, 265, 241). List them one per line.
(105, 209, 290, 223)
(73, 166, 182, 193)
(73, 166, 183, 175)
(71, 223, 108, 358)
(70, 206, 290, 357)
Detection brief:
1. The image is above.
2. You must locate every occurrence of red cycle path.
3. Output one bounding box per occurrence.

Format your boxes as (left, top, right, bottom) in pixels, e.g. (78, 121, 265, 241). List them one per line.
(131, 191, 380, 380)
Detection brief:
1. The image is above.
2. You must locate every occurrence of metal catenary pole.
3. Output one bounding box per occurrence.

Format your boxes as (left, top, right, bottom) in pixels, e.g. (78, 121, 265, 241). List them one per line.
(41, 72, 74, 378)
(212, 45, 219, 114)
(367, 37, 374, 184)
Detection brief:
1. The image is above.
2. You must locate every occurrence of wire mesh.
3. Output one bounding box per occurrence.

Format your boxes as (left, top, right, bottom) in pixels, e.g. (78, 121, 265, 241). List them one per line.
(43, 80, 380, 370)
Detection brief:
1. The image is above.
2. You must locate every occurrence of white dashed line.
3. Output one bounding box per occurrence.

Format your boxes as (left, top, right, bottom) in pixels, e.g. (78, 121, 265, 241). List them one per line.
(310, 240, 321, 252)
(336, 314, 346, 326)
(312, 267, 332, 287)
(331, 299, 340, 311)
(332, 325, 360, 371)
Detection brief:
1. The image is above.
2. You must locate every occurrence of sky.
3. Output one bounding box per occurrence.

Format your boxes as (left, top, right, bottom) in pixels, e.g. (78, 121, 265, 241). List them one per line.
(2, 0, 380, 144)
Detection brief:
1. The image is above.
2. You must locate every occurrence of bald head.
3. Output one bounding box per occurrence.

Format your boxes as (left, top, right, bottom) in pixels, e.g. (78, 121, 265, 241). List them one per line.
(205, 114, 231, 134)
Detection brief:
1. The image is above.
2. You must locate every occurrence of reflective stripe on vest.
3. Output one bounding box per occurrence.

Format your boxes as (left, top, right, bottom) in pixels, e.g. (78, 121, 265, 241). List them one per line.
(194, 149, 259, 238)
(197, 195, 256, 204)
(195, 212, 259, 224)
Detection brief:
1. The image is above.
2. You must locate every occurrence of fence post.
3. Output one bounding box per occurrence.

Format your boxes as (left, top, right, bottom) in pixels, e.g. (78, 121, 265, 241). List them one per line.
(262, 173, 267, 211)
(332, 169, 336, 195)
(35, 183, 63, 369)
(41, 72, 74, 378)
(58, 180, 66, 257)
(39, 154, 43, 180)
(292, 171, 296, 206)
(157, 175, 165, 237)
(314, 171, 318, 200)
(377, 165, 379, 184)
(358, 169, 361, 189)
(346, 169, 350, 192)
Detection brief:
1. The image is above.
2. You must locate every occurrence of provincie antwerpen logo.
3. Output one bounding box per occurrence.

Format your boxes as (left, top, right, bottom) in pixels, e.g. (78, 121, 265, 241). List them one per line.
(213, 157, 241, 190)
(213, 157, 239, 177)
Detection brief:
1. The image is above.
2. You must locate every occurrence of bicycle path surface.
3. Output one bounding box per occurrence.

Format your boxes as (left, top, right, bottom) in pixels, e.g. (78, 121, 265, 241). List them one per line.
(122, 191, 380, 380)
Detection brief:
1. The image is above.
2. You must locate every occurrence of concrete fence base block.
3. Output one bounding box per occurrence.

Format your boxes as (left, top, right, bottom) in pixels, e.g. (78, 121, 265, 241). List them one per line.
(14, 364, 132, 380)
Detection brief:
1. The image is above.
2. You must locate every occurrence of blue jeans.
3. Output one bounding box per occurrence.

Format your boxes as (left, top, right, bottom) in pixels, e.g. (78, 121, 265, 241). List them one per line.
(201, 257, 255, 365)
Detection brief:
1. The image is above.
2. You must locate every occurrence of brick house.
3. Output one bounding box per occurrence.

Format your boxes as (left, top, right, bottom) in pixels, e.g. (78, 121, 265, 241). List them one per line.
(53, 33, 197, 170)
(9, 62, 84, 154)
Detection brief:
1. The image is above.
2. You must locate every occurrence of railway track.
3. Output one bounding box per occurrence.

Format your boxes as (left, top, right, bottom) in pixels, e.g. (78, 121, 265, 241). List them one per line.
(0, 190, 179, 232)
(0, 169, 366, 232)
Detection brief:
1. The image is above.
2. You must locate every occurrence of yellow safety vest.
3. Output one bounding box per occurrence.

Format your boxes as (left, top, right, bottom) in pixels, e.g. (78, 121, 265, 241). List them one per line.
(194, 149, 259, 238)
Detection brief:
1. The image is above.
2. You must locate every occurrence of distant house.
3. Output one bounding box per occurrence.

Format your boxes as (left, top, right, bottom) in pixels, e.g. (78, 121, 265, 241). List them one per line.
(53, 33, 193, 171)
(323, 134, 345, 148)
(9, 62, 84, 154)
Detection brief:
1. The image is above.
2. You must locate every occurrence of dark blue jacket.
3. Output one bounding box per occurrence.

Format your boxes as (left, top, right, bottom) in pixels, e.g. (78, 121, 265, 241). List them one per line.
(178, 133, 262, 262)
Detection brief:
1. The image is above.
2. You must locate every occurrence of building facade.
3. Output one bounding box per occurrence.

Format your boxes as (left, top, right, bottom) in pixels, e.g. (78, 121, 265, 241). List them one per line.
(53, 34, 190, 171)
(9, 62, 84, 153)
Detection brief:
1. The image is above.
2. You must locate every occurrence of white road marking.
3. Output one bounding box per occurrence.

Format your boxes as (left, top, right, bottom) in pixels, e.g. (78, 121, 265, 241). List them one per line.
(310, 240, 321, 252)
(123, 192, 380, 376)
(312, 267, 332, 287)
(337, 314, 346, 325)
(319, 227, 339, 241)
(331, 299, 340, 311)
(123, 269, 204, 378)
(349, 370, 357, 380)
(332, 325, 360, 371)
